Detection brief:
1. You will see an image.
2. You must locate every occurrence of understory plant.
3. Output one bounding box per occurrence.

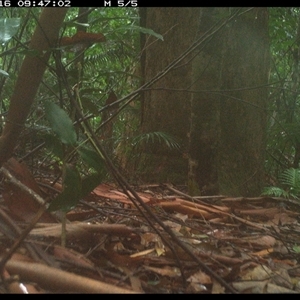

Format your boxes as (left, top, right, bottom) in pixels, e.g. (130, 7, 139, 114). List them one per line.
(262, 168, 300, 199)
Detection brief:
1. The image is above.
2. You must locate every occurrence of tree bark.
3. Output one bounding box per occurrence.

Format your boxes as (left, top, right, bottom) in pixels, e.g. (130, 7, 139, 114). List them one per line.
(0, 8, 68, 167)
(140, 8, 270, 197)
(188, 8, 224, 195)
(139, 8, 200, 183)
(217, 8, 270, 196)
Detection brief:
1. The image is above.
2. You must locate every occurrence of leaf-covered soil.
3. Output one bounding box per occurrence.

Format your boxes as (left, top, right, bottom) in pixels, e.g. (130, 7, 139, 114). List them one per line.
(0, 158, 300, 293)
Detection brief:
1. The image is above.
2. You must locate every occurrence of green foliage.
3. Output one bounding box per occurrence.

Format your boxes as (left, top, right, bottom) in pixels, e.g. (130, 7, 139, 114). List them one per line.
(0, 69, 9, 77)
(43, 103, 107, 211)
(261, 186, 291, 199)
(114, 24, 164, 40)
(262, 168, 300, 199)
(77, 146, 105, 173)
(48, 164, 82, 212)
(43, 133, 65, 160)
(265, 8, 300, 181)
(292, 245, 300, 253)
(0, 17, 20, 43)
(44, 101, 77, 146)
(0, 7, 183, 208)
(131, 131, 181, 150)
(0, 17, 20, 78)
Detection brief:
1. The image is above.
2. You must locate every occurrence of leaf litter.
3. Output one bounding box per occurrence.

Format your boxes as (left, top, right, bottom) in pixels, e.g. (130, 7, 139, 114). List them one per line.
(0, 158, 300, 293)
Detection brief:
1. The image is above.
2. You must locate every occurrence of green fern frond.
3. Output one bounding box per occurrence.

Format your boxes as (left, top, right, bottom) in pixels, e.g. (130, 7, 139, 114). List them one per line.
(262, 168, 300, 200)
(281, 122, 300, 145)
(279, 168, 300, 194)
(261, 186, 291, 198)
(132, 131, 181, 151)
(84, 48, 131, 66)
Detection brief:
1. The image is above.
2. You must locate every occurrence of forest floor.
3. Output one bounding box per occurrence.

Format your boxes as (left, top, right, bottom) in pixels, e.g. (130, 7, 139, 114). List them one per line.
(0, 158, 300, 293)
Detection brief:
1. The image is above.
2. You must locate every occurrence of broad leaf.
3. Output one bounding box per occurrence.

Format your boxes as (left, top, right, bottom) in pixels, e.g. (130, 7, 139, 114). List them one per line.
(0, 18, 20, 43)
(44, 101, 77, 146)
(117, 25, 163, 41)
(48, 165, 82, 212)
(0, 69, 9, 77)
(81, 172, 105, 198)
(42, 133, 64, 159)
(77, 146, 105, 173)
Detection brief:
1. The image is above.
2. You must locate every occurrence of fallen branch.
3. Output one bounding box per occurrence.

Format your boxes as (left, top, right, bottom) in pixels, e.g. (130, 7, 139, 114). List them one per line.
(5, 259, 137, 293)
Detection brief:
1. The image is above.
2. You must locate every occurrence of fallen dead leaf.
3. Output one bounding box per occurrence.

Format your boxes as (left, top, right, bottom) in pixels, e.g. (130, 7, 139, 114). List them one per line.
(130, 248, 155, 258)
(143, 265, 181, 278)
(187, 271, 212, 285)
(237, 235, 276, 249)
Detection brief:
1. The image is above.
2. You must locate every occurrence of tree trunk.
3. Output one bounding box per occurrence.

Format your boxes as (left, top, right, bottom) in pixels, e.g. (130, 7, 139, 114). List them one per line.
(139, 8, 200, 183)
(217, 8, 270, 196)
(188, 8, 224, 195)
(140, 8, 270, 196)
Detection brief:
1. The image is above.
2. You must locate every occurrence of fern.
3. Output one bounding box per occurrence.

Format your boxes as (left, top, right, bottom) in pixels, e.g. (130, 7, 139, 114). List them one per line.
(132, 131, 181, 151)
(262, 168, 300, 199)
(261, 186, 291, 199)
(84, 47, 132, 68)
(280, 168, 300, 193)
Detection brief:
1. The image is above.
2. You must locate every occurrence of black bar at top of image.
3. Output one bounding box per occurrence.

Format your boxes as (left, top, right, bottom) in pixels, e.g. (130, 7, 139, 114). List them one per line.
(7, 0, 201, 8)
(64, 0, 200, 7)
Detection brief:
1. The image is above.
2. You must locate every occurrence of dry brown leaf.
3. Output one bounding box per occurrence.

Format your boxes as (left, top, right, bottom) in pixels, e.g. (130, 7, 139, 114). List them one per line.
(144, 265, 181, 277)
(141, 232, 161, 246)
(211, 279, 225, 294)
(271, 268, 293, 289)
(128, 274, 143, 293)
(130, 248, 155, 258)
(159, 201, 212, 218)
(271, 213, 297, 225)
(241, 265, 273, 281)
(252, 248, 274, 257)
(186, 282, 208, 293)
(52, 245, 95, 269)
(187, 271, 212, 285)
(265, 283, 296, 293)
(162, 220, 182, 232)
(235, 207, 280, 218)
(2, 158, 55, 223)
(232, 280, 268, 293)
(238, 235, 276, 249)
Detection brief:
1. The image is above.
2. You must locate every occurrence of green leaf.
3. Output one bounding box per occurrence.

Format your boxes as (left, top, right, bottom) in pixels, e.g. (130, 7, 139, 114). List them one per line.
(81, 172, 105, 198)
(280, 168, 300, 196)
(70, 21, 90, 27)
(42, 133, 64, 159)
(44, 101, 77, 146)
(0, 69, 9, 77)
(261, 186, 290, 198)
(293, 245, 300, 253)
(116, 25, 163, 41)
(77, 146, 105, 173)
(48, 165, 82, 212)
(0, 18, 20, 43)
